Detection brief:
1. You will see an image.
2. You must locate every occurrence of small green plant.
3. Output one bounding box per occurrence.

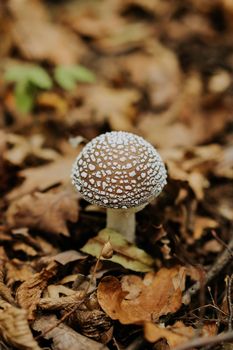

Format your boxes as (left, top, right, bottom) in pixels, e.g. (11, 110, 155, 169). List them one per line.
(54, 64, 96, 90)
(4, 63, 96, 113)
(5, 64, 52, 113)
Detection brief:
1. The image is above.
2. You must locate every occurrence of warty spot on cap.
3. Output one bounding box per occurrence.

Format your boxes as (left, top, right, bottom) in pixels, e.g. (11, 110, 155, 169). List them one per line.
(71, 131, 167, 209)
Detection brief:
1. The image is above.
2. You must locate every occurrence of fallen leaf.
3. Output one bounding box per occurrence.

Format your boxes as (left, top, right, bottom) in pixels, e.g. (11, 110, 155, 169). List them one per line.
(75, 308, 113, 344)
(203, 239, 222, 253)
(144, 321, 217, 348)
(33, 315, 108, 350)
(97, 266, 189, 324)
(4, 133, 59, 165)
(39, 290, 85, 311)
(6, 155, 76, 201)
(0, 249, 15, 304)
(37, 91, 68, 117)
(144, 321, 194, 347)
(5, 260, 35, 287)
(121, 43, 181, 108)
(6, 187, 79, 236)
(138, 74, 232, 149)
(16, 262, 58, 320)
(53, 250, 87, 265)
(193, 216, 218, 240)
(71, 84, 140, 131)
(12, 241, 38, 256)
(8, 0, 85, 64)
(96, 22, 153, 54)
(0, 300, 41, 350)
(81, 228, 154, 272)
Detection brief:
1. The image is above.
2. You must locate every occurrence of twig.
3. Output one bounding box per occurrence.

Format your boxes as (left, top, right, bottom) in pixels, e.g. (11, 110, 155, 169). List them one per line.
(226, 274, 233, 331)
(173, 330, 233, 350)
(182, 232, 233, 305)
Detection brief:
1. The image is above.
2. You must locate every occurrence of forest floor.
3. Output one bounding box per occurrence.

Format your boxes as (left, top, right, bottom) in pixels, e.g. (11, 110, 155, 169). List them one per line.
(0, 0, 233, 349)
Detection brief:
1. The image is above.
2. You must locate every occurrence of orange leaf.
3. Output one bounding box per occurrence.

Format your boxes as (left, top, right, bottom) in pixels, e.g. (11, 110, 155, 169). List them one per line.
(97, 266, 188, 324)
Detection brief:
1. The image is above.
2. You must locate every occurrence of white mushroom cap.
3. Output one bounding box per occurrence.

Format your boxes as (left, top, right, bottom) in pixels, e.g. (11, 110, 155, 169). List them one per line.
(71, 131, 167, 209)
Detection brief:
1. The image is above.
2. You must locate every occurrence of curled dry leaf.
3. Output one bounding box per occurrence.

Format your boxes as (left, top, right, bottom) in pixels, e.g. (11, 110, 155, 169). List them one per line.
(0, 249, 15, 304)
(39, 290, 85, 311)
(75, 309, 113, 344)
(81, 228, 154, 272)
(97, 266, 193, 324)
(33, 315, 108, 350)
(6, 155, 76, 201)
(6, 187, 79, 236)
(0, 300, 41, 350)
(16, 262, 58, 320)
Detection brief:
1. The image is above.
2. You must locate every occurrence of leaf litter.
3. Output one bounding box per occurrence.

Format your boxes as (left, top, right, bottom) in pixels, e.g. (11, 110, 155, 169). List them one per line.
(0, 0, 232, 349)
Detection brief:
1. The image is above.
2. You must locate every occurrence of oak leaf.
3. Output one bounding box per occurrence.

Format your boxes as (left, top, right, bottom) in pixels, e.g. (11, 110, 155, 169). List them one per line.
(97, 266, 190, 324)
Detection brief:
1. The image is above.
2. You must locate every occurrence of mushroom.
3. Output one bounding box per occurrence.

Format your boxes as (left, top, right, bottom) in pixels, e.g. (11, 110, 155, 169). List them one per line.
(71, 131, 167, 242)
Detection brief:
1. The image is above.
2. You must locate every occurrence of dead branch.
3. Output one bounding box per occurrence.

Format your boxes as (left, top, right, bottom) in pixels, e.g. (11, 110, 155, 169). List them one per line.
(182, 232, 233, 305)
(173, 330, 233, 350)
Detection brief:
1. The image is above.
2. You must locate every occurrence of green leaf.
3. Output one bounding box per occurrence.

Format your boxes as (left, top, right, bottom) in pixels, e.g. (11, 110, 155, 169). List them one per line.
(54, 67, 76, 90)
(28, 66, 52, 89)
(81, 228, 154, 272)
(14, 80, 35, 113)
(54, 65, 96, 90)
(4, 64, 52, 89)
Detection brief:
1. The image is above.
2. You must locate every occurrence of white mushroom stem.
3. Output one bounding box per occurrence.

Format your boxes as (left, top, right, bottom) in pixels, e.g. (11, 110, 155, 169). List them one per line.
(106, 204, 146, 243)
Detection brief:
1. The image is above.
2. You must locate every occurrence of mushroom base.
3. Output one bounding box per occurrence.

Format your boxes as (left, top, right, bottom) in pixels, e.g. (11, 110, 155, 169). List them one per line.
(106, 205, 146, 243)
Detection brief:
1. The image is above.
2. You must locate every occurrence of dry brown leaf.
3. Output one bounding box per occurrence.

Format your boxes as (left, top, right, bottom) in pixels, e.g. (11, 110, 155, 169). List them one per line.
(0, 248, 15, 304)
(144, 321, 195, 347)
(96, 22, 153, 54)
(121, 44, 181, 108)
(144, 321, 217, 348)
(16, 262, 58, 320)
(8, 0, 85, 63)
(203, 239, 222, 253)
(39, 291, 85, 311)
(193, 216, 218, 240)
(6, 187, 79, 236)
(33, 315, 108, 350)
(0, 300, 41, 350)
(12, 241, 38, 256)
(97, 266, 191, 324)
(5, 260, 35, 287)
(37, 92, 68, 117)
(53, 250, 87, 265)
(138, 72, 232, 149)
(71, 84, 140, 131)
(4, 133, 59, 166)
(56, 0, 122, 39)
(6, 155, 76, 201)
